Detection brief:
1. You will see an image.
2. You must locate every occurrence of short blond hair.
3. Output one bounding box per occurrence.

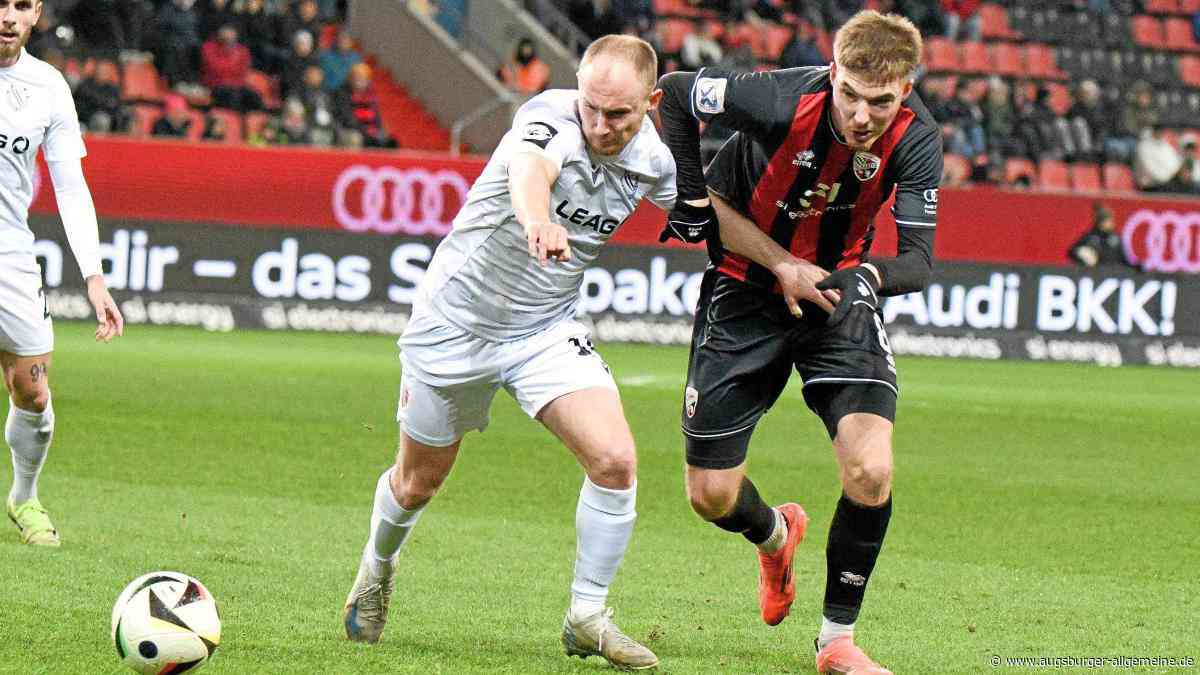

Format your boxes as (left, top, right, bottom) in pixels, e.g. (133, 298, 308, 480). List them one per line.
(833, 11, 923, 84)
(580, 34, 658, 92)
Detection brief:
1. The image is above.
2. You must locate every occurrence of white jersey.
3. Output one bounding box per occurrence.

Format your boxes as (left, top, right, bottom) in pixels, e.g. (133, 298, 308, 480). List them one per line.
(0, 49, 86, 257)
(416, 89, 677, 342)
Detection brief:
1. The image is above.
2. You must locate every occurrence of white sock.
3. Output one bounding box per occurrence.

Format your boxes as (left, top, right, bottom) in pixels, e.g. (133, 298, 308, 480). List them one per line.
(818, 616, 855, 649)
(758, 508, 787, 554)
(7, 398, 54, 505)
(570, 476, 636, 619)
(364, 467, 424, 575)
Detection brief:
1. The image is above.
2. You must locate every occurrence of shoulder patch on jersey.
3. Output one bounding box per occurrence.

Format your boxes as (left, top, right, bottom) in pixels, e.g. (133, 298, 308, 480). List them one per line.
(853, 151, 881, 182)
(694, 77, 727, 115)
(520, 121, 558, 149)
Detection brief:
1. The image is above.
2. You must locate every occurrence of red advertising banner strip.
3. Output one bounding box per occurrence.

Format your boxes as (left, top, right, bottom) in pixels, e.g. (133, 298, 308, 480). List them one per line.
(31, 136, 1200, 269)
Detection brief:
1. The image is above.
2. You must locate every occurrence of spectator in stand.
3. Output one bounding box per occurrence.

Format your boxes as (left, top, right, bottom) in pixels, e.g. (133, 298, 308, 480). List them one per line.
(1179, 133, 1200, 193)
(26, 6, 73, 59)
(152, 95, 195, 138)
(681, 21, 723, 70)
(941, 0, 981, 41)
(243, 0, 288, 74)
(335, 63, 398, 148)
(282, 30, 319, 101)
(981, 76, 1025, 162)
(779, 21, 827, 69)
(296, 65, 340, 146)
(202, 24, 264, 112)
(1069, 203, 1131, 268)
(945, 78, 986, 164)
(268, 98, 313, 145)
(1015, 84, 1071, 161)
(1134, 125, 1183, 192)
(153, 0, 204, 88)
(498, 37, 551, 95)
(202, 0, 241, 41)
(202, 113, 229, 142)
(1066, 79, 1107, 163)
(281, 0, 325, 47)
(74, 59, 130, 134)
(1110, 81, 1158, 163)
(320, 29, 362, 93)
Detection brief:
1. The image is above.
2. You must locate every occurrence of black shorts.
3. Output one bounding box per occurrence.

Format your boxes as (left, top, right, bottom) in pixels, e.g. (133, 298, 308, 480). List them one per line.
(682, 271, 898, 470)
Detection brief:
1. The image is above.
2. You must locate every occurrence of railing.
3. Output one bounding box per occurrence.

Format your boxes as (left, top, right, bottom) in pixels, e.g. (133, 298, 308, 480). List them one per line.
(451, 95, 518, 156)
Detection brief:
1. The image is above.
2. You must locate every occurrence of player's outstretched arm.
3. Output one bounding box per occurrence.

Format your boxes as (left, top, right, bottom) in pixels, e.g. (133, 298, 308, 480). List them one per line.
(710, 192, 834, 318)
(48, 159, 124, 342)
(509, 151, 571, 266)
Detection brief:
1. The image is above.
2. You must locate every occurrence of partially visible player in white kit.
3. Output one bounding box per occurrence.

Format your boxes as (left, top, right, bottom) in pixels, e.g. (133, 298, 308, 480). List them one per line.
(343, 35, 675, 670)
(0, 0, 124, 547)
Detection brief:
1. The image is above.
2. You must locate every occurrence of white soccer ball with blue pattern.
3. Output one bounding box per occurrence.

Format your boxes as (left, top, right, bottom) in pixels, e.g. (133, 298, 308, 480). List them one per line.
(111, 571, 221, 674)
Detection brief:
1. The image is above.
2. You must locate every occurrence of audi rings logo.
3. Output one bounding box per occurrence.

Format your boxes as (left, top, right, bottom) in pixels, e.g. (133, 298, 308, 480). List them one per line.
(1122, 209, 1200, 273)
(332, 165, 470, 236)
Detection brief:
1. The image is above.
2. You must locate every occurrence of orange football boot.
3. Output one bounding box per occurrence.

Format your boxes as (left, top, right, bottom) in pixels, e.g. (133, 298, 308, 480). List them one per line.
(815, 636, 893, 674)
(757, 502, 807, 626)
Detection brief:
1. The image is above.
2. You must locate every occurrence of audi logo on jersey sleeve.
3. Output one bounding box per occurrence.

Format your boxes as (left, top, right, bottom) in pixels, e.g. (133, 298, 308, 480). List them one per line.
(1122, 209, 1200, 273)
(331, 165, 471, 236)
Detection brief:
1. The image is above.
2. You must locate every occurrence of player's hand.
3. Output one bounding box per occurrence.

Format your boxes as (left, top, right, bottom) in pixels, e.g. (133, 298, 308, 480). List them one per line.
(659, 200, 717, 244)
(771, 257, 834, 319)
(814, 264, 881, 326)
(86, 275, 124, 342)
(525, 221, 572, 266)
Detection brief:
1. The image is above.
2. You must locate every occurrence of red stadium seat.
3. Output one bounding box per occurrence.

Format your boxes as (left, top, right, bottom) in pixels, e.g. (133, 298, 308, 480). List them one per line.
(121, 60, 165, 103)
(1038, 160, 1070, 190)
(1024, 43, 1066, 80)
(1178, 55, 1200, 86)
(207, 108, 243, 144)
(1045, 82, 1072, 115)
(1069, 163, 1103, 192)
(1131, 16, 1165, 48)
(185, 110, 205, 142)
(1144, 0, 1178, 13)
(654, 0, 703, 16)
(1164, 17, 1198, 51)
(764, 24, 792, 62)
(1102, 163, 1136, 192)
(245, 70, 281, 110)
(959, 41, 990, 74)
(1182, 0, 1200, 12)
(942, 153, 972, 185)
(990, 43, 1024, 76)
(815, 29, 833, 60)
(130, 104, 161, 138)
(1005, 157, 1037, 185)
(244, 112, 271, 141)
(979, 4, 1019, 39)
(658, 18, 693, 53)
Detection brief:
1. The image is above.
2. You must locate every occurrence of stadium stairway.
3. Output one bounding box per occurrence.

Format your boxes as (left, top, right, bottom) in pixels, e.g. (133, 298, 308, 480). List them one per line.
(366, 57, 454, 152)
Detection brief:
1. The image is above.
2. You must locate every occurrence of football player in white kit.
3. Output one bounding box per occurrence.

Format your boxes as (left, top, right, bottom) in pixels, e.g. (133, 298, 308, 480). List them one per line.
(343, 35, 675, 669)
(0, 0, 124, 547)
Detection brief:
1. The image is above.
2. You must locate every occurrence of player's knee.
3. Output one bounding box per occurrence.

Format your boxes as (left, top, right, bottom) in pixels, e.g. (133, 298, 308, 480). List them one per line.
(686, 481, 737, 521)
(586, 447, 637, 489)
(841, 458, 892, 506)
(394, 469, 445, 509)
(11, 383, 49, 413)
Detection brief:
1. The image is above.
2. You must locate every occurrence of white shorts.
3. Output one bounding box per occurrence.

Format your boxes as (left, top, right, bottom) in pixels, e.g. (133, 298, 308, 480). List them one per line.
(0, 253, 53, 356)
(397, 306, 617, 447)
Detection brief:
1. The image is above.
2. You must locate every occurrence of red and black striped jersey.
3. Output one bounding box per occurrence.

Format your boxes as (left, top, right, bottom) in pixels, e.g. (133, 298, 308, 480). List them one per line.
(687, 66, 941, 290)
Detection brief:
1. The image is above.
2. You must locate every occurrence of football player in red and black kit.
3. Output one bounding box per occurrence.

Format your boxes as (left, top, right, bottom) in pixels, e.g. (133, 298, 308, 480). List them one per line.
(656, 11, 941, 674)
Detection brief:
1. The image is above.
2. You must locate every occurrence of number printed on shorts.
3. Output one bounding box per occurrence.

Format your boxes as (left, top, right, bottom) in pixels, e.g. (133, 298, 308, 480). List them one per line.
(872, 313, 896, 374)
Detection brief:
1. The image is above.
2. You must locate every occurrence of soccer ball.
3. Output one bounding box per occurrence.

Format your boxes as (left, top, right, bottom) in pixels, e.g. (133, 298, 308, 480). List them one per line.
(111, 571, 221, 674)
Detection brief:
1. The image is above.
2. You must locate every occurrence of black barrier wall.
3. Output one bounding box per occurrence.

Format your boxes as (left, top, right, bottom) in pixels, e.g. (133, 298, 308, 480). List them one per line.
(31, 218, 1200, 367)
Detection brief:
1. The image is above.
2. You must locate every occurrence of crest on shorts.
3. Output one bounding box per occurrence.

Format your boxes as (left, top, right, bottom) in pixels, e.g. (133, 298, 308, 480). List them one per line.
(685, 386, 699, 419)
(400, 385, 410, 410)
(852, 151, 881, 182)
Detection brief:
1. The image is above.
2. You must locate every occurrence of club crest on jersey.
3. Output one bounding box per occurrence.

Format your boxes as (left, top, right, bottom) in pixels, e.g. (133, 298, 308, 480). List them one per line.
(521, 121, 557, 149)
(685, 386, 699, 418)
(694, 77, 726, 115)
(7, 84, 29, 111)
(622, 170, 640, 197)
(852, 152, 881, 182)
(792, 149, 815, 169)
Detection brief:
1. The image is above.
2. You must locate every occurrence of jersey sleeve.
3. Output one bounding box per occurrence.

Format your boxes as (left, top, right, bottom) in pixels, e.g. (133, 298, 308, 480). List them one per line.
(889, 125, 941, 229)
(44, 72, 87, 162)
(686, 68, 790, 143)
(505, 95, 582, 171)
(644, 148, 678, 211)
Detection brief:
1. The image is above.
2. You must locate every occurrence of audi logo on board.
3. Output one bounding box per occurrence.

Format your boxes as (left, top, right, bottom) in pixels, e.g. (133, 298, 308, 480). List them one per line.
(332, 165, 471, 236)
(1122, 209, 1200, 274)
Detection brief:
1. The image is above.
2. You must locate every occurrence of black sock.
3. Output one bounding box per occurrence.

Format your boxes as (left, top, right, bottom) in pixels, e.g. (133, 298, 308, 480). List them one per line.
(823, 493, 892, 624)
(711, 477, 777, 545)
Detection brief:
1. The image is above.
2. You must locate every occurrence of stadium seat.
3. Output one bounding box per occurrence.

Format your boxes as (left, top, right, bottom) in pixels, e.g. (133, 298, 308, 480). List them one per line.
(130, 104, 161, 138)
(1069, 163, 1102, 192)
(1143, 0, 1178, 13)
(245, 70, 281, 110)
(1164, 17, 1199, 51)
(979, 4, 1019, 39)
(990, 43, 1024, 76)
(1102, 163, 1137, 192)
(1181, 0, 1200, 12)
(1005, 157, 1037, 185)
(959, 41, 990, 74)
(1045, 82, 1072, 115)
(1131, 16, 1165, 48)
(244, 111, 271, 141)
(764, 24, 792, 62)
(207, 108, 243, 144)
(121, 60, 165, 103)
(942, 153, 972, 185)
(1024, 43, 1066, 80)
(815, 30, 833, 60)
(658, 18, 693, 54)
(185, 110, 205, 142)
(653, 0, 704, 16)
(1037, 160, 1070, 190)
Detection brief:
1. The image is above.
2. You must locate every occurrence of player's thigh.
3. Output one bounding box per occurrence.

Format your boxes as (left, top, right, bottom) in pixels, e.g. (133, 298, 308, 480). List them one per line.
(0, 351, 52, 409)
(538, 386, 637, 486)
(397, 366, 501, 449)
(797, 306, 898, 439)
(0, 254, 54, 401)
(683, 273, 793, 471)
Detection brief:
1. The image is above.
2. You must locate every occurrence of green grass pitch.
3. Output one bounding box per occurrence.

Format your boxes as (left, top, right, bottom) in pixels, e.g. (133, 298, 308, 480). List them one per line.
(1, 323, 1196, 674)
